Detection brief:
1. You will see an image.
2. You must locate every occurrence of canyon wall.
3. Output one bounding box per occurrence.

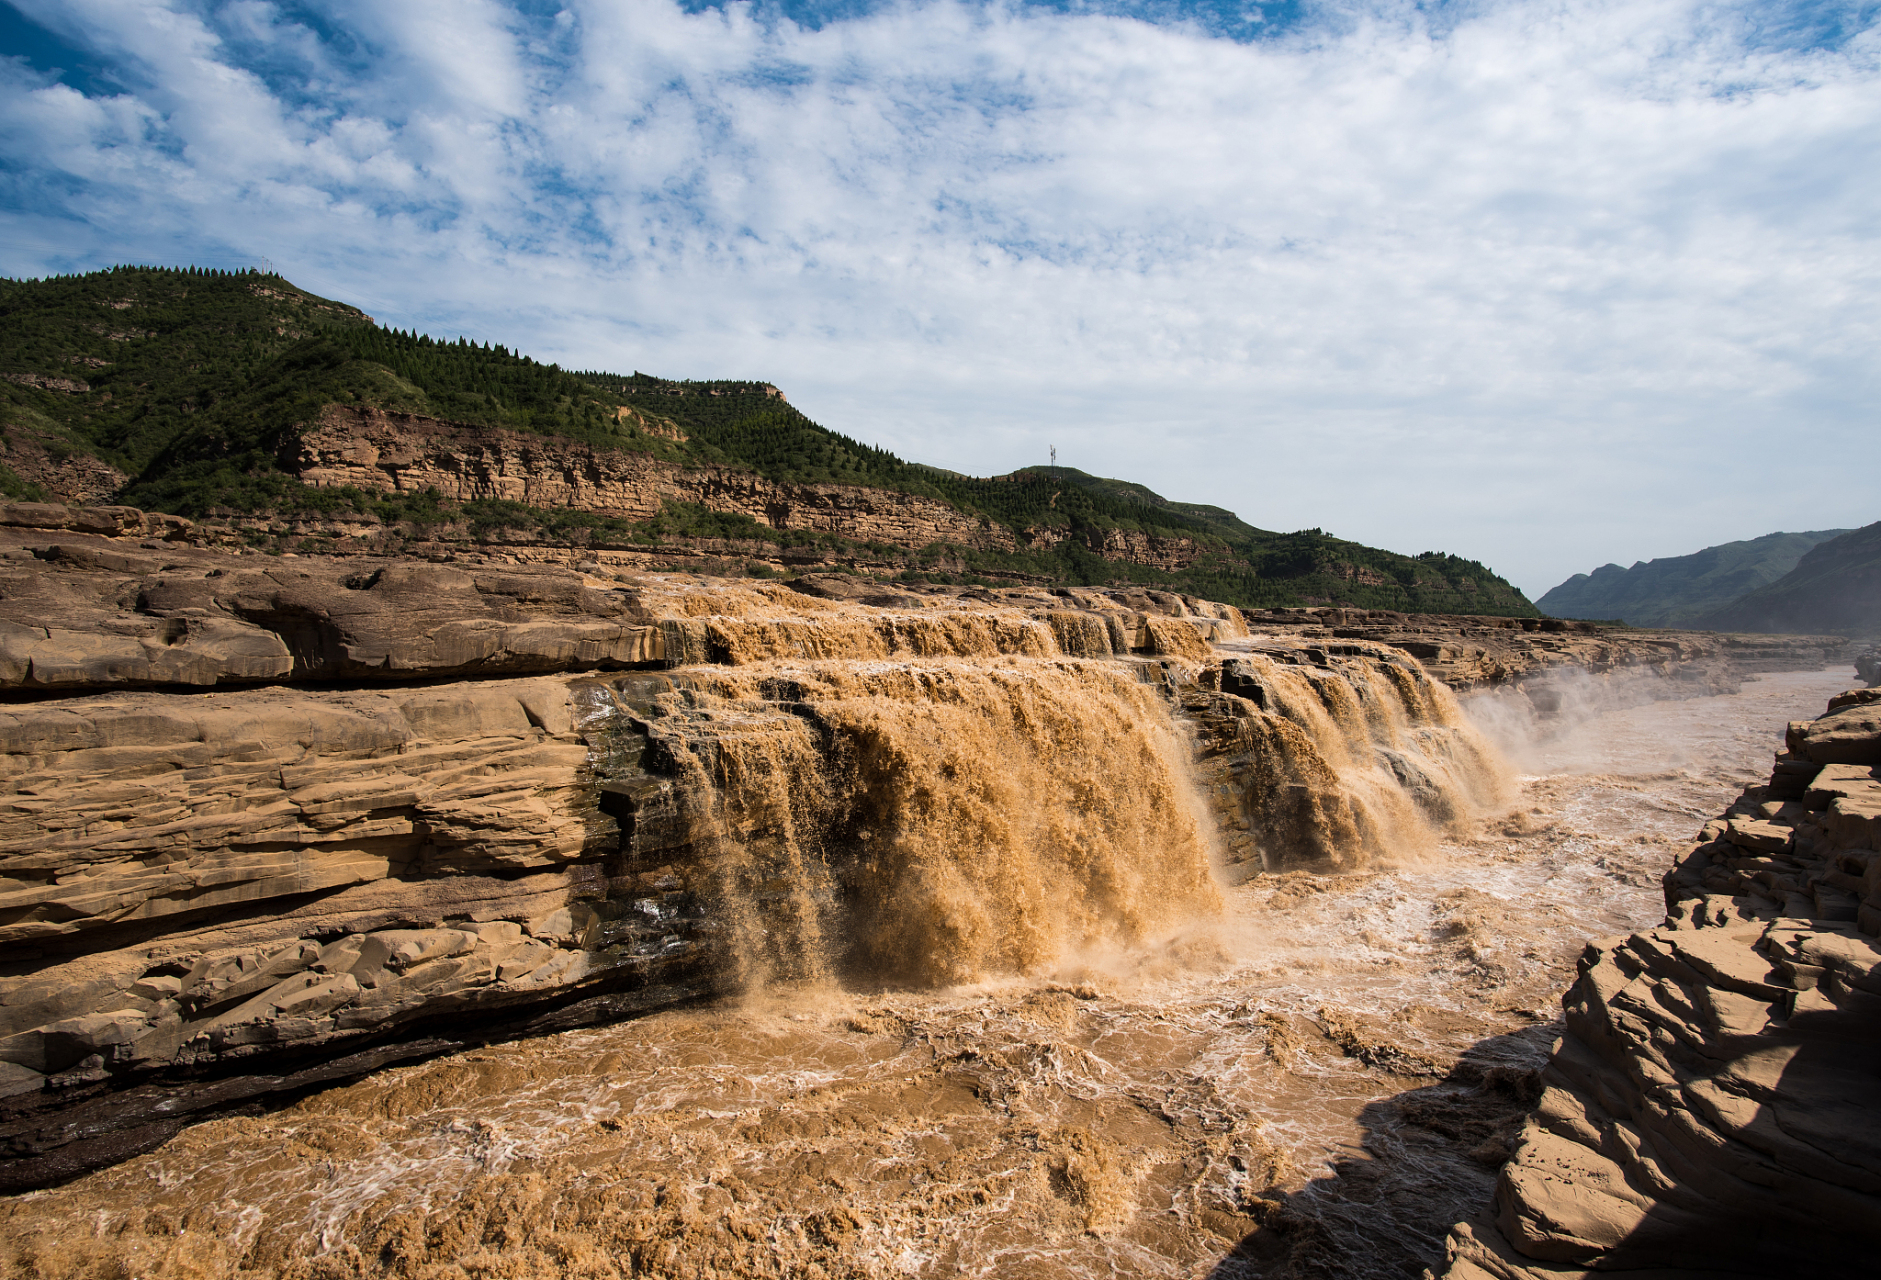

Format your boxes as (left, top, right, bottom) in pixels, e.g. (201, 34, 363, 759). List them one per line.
(0, 501, 1851, 1195)
(289, 407, 1208, 570)
(1440, 688, 1881, 1279)
(0, 506, 1509, 1190)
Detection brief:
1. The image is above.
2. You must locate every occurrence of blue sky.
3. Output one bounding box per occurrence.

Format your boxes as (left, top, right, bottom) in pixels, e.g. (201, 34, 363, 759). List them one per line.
(3, 0, 1878, 596)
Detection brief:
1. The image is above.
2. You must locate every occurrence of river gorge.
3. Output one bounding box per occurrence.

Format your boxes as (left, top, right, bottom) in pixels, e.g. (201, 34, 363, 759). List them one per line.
(0, 503, 1869, 1279)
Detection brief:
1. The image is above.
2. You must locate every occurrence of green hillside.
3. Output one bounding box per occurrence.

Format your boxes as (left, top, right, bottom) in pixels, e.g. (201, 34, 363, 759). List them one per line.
(0, 266, 375, 490)
(1537, 529, 1851, 626)
(1014, 465, 1267, 539)
(1691, 523, 1881, 635)
(0, 266, 1538, 616)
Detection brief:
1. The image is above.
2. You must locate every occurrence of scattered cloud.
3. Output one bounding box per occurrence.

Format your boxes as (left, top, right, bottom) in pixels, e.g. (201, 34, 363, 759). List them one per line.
(2, 0, 1878, 593)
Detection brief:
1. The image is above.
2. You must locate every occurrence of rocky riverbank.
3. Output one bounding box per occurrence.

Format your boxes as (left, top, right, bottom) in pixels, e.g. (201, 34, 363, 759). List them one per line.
(1235, 606, 1847, 692)
(1438, 685, 1881, 1279)
(0, 500, 1853, 1196)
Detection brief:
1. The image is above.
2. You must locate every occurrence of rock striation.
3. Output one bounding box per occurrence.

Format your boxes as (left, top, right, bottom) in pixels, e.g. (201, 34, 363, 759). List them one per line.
(0, 501, 1849, 1196)
(1235, 605, 1845, 695)
(0, 525, 1260, 1186)
(0, 503, 665, 692)
(0, 673, 713, 1186)
(1438, 689, 1881, 1279)
(290, 406, 1208, 571)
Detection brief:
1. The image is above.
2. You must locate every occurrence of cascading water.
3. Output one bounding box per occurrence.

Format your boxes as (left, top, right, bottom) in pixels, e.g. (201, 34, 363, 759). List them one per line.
(640, 659, 1227, 988)
(1189, 642, 1512, 877)
(15, 577, 1745, 1280)
(572, 584, 1508, 995)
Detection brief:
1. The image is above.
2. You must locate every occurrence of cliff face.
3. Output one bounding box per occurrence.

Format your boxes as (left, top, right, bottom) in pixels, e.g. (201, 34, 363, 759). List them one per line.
(291, 406, 1207, 572)
(292, 407, 1008, 551)
(1004, 516, 1204, 571)
(1440, 690, 1881, 1279)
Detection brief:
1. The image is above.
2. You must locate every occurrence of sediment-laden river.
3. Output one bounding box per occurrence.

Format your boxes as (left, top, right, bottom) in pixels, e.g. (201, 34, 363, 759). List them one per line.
(1, 666, 1858, 1280)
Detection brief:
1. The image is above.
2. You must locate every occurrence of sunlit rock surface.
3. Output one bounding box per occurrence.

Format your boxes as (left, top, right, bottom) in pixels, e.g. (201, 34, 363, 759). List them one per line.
(1439, 688, 1881, 1280)
(0, 498, 1855, 1223)
(0, 662, 1858, 1277)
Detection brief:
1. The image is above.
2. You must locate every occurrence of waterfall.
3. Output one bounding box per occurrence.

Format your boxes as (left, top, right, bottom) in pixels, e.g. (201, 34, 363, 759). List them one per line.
(1196, 645, 1510, 875)
(578, 590, 1511, 991)
(586, 657, 1224, 988)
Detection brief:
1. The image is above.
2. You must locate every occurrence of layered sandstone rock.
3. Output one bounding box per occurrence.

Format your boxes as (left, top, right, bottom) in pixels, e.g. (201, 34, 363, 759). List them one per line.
(0, 508, 661, 691)
(288, 406, 1211, 570)
(293, 406, 1014, 549)
(0, 504, 1246, 694)
(1238, 605, 1846, 696)
(0, 502, 1845, 1196)
(0, 499, 1831, 700)
(0, 664, 816, 1187)
(0, 550, 1244, 1185)
(1439, 692, 1881, 1279)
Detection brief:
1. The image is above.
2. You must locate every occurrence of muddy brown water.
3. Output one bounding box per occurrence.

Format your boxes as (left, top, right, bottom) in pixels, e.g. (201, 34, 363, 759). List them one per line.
(0, 667, 1857, 1280)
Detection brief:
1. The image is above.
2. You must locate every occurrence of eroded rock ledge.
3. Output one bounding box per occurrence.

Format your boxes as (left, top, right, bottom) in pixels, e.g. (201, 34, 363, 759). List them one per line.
(0, 501, 1254, 693)
(1439, 688, 1881, 1279)
(1234, 606, 1846, 693)
(0, 500, 1849, 1195)
(0, 499, 1840, 698)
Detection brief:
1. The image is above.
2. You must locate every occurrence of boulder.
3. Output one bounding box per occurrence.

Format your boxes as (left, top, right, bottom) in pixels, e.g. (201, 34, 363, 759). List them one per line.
(1791, 703, 1881, 765)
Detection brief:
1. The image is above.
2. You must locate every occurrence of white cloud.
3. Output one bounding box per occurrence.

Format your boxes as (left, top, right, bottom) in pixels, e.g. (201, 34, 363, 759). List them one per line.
(2, 0, 1878, 594)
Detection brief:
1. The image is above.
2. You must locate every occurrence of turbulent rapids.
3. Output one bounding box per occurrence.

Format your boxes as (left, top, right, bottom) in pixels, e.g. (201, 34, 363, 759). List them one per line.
(562, 581, 1510, 996)
(0, 571, 1853, 1280)
(626, 661, 1223, 988)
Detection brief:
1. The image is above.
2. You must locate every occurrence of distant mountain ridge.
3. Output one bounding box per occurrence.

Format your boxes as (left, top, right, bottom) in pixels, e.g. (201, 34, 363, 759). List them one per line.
(1692, 522, 1881, 635)
(1537, 529, 1850, 626)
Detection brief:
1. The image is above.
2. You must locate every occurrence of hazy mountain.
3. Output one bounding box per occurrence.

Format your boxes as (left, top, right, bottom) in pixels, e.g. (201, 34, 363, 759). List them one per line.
(1537, 529, 1851, 626)
(1691, 522, 1881, 635)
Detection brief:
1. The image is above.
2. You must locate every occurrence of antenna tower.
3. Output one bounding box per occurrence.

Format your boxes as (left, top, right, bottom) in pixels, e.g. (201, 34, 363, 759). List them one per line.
(1050, 445, 1056, 470)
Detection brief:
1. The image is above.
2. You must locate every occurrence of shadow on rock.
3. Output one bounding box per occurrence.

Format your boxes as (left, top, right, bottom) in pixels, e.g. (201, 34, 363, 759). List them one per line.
(1209, 1023, 1559, 1280)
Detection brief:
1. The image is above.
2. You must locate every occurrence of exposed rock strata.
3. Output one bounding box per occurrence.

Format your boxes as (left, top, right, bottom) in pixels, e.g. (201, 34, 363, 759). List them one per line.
(1235, 605, 1846, 696)
(0, 505, 1247, 693)
(0, 493, 1824, 700)
(0, 503, 1848, 1195)
(0, 428, 129, 505)
(0, 639, 1476, 1187)
(290, 406, 1209, 570)
(0, 674, 716, 1187)
(1438, 690, 1881, 1279)
(0, 548, 1254, 1184)
(0, 525, 662, 693)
